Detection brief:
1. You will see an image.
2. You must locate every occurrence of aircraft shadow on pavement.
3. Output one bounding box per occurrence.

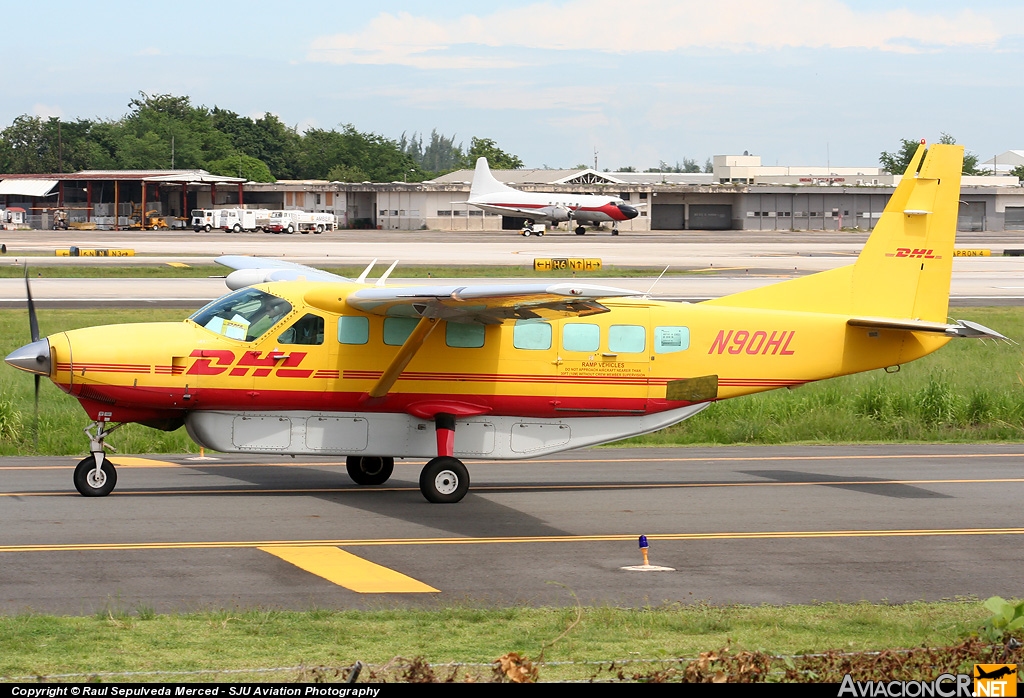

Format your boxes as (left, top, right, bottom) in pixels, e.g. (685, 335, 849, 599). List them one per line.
(740, 470, 953, 499)
(181, 463, 573, 539)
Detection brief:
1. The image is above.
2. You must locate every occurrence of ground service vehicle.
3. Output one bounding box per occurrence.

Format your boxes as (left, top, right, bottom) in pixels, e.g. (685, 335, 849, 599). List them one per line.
(191, 209, 225, 232)
(219, 209, 272, 233)
(265, 210, 335, 234)
(5, 144, 1006, 504)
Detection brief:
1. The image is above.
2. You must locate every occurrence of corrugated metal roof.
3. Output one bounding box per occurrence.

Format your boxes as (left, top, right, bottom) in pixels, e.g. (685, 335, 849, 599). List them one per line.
(0, 179, 58, 196)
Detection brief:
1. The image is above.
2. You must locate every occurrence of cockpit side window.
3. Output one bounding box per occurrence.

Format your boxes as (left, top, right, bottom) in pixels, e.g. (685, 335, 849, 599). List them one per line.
(279, 313, 324, 345)
(189, 288, 292, 342)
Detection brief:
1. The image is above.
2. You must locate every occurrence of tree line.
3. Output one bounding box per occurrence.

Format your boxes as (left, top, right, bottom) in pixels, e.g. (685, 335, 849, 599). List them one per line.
(0, 93, 524, 183)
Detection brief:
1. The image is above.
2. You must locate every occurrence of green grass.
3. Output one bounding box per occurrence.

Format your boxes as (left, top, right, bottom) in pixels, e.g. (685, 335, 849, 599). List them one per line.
(0, 601, 993, 682)
(1, 307, 1022, 456)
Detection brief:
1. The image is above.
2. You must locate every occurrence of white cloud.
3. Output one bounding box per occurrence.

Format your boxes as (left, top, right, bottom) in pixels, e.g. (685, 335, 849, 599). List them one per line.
(32, 103, 64, 119)
(135, 47, 162, 56)
(307, 0, 1005, 68)
(368, 82, 614, 112)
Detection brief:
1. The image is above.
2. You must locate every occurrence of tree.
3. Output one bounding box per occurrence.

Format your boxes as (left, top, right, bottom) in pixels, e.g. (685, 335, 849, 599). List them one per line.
(881, 134, 987, 175)
(879, 138, 922, 174)
(463, 137, 523, 169)
(326, 164, 369, 182)
(1011, 165, 1024, 181)
(206, 153, 275, 182)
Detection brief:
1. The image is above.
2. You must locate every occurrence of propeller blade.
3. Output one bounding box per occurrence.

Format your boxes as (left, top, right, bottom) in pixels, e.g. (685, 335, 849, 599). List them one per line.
(24, 263, 39, 342)
(33, 374, 39, 450)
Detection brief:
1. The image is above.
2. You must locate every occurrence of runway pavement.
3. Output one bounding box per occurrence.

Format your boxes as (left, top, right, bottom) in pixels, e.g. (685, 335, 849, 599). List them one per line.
(2, 444, 1023, 615)
(1, 228, 1022, 307)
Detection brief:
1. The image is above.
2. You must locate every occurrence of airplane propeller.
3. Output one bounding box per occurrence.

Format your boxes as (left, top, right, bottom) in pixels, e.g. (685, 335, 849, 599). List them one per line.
(23, 264, 40, 449)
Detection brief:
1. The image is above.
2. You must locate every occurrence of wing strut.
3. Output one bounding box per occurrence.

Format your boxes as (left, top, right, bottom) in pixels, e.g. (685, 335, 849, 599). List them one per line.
(367, 316, 440, 399)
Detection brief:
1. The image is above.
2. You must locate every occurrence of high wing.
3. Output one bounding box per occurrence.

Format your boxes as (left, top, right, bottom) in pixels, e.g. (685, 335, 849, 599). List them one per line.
(217, 256, 644, 324)
(216, 255, 352, 290)
(344, 282, 641, 323)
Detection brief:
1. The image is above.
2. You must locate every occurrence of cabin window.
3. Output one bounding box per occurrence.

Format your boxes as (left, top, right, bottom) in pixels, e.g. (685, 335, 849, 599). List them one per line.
(608, 325, 646, 353)
(383, 317, 419, 346)
(446, 322, 485, 348)
(512, 321, 551, 350)
(337, 316, 369, 345)
(655, 326, 690, 353)
(563, 323, 600, 352)
(279, 314, 324, 345)
(189, 288, 292, 342)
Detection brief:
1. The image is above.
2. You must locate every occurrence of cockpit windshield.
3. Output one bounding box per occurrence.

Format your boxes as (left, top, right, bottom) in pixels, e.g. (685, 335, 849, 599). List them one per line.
(189, 288, 292, 342)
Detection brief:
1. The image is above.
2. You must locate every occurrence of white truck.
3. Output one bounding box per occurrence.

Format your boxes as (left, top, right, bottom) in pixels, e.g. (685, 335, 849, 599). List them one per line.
(191, 209, 226, 232)
(265, 210, 335, 234)
(219, 208, 272, 233)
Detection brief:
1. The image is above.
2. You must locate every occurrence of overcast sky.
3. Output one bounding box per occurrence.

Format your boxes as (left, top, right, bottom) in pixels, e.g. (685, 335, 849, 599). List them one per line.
(5, 0, 1022, 170)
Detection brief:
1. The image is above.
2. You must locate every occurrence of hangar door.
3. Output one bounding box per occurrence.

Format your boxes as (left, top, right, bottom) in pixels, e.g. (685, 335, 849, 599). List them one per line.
(651, 204, 684, 230)
(1005, 207, 1024, 231)
(688, 204, 732, 230)
(958, 201, 986, 231)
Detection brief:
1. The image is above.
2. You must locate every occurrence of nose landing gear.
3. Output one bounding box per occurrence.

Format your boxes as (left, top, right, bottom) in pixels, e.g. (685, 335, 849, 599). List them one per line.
(74, 421, 124, 496)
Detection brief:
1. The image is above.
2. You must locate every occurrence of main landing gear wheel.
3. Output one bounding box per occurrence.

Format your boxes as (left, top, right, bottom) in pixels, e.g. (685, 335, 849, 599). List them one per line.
(419, 456, 469, 503)
(575, 226, 587, 235)
(346, 456, 394, 486)
(73, 456, 117, 497)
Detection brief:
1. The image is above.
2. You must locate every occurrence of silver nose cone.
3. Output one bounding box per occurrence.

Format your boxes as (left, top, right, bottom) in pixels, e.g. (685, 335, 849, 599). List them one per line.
(5, 338, 51, 376)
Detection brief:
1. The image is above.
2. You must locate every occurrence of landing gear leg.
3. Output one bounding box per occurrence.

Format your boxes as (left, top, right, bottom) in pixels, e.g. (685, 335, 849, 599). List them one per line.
(419, 413, 470, 503)
(612, 225, 619, 236)
(74, 421, 123, 496)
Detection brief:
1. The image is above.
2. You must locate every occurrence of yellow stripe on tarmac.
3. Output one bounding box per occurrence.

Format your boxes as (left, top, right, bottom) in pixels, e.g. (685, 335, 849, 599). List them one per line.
(107, 457, 177, 468)
(259, 546, 438, 593)
(6, 526, 1024, 554)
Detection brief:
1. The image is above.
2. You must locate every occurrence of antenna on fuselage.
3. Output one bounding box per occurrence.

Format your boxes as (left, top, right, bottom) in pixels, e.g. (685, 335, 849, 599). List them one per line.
(357, 258, 378, 283)
(376, 260, 399, 287)
(643, 266, 670, 298)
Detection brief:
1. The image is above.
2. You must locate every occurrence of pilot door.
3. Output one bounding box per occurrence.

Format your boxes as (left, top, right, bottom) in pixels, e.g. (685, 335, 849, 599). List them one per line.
(237, 311, 334, 450)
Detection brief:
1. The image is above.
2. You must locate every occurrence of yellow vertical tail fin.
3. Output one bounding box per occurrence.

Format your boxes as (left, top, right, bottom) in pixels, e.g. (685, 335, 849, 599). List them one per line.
(704, 142, 963, 322)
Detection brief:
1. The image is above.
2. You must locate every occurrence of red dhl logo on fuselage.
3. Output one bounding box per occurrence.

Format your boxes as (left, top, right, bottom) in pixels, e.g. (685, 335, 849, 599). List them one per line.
(887, 248, 941, 259)
(186, 350, 312, 378)
(708, 330, 795, 355)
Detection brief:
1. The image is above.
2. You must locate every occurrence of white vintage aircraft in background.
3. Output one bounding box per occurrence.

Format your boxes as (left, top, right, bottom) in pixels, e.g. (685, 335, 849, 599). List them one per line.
(466, 157, 639, 236)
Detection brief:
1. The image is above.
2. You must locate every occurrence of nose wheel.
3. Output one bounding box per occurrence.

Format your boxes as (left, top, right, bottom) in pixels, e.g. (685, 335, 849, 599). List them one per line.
(73, 421, 124, 497)
(74, 455, 117, 497)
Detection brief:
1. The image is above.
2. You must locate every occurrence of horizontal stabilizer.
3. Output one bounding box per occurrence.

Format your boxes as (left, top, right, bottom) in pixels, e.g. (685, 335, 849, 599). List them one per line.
(848, 316, 1009, 340)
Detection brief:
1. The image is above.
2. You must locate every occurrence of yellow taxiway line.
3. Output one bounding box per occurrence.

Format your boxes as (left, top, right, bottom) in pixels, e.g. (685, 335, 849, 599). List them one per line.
(259, 546, 438, 593)
(2, 476, 1024, 499)
(2, 451, 1023, 471)
(5, 526, 1024, 554)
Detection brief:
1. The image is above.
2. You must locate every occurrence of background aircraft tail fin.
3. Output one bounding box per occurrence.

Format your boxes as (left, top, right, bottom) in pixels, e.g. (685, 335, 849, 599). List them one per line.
(704, 142, 963, 322)
(469, 157, 516, 199)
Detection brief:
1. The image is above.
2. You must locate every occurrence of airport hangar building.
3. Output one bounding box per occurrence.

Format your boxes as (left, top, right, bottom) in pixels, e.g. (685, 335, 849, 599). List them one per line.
(2, 153, 1023, 232)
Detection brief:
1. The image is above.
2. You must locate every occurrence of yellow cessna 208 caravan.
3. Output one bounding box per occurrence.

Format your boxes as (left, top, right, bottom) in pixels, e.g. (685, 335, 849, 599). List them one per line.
(5, 143, 1006, 503)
